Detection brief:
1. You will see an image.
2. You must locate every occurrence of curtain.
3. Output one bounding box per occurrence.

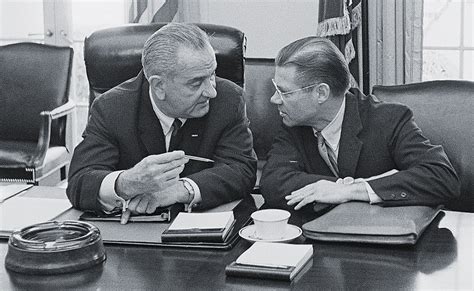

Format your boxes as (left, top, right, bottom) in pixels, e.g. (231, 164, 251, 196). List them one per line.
(175, 0, 201, 23)
(317, 0, 362, 88)
(128, 0, 178, 23)
(368, 0, 423, 88)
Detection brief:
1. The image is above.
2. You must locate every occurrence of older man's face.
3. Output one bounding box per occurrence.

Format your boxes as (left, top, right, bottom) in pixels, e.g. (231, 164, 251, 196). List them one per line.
(161, 45, 217, 118)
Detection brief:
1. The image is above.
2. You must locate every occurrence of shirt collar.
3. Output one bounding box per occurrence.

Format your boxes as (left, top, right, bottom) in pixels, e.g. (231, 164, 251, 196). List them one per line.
(149, 88, 186, 135)
(313, 96, 346, 152)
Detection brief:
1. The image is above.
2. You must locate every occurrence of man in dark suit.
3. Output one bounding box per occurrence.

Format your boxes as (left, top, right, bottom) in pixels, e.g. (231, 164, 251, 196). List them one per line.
(67, 23, 257, 223)
(260, 37, 459, 211)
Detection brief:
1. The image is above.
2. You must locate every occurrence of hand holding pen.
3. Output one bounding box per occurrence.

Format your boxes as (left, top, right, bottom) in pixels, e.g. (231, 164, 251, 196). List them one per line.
(119, 152, 213, 224)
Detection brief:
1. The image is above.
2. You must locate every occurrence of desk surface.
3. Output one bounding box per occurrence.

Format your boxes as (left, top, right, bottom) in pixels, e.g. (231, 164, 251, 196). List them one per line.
(1, 195, 473, 290)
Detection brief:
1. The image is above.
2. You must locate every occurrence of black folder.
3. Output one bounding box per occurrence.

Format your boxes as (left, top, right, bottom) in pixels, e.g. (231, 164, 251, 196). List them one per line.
(55, 196, 257, 250)
(79, 205, 182, 222)
(302, 202, 442, 245)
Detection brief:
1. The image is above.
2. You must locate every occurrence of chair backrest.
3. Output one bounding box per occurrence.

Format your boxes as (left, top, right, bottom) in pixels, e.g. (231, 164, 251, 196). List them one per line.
(0, 42, 73, 146)
(84, 23, 245, 106)
(244, 59, 280, 161)
(372, 80, 474, 212)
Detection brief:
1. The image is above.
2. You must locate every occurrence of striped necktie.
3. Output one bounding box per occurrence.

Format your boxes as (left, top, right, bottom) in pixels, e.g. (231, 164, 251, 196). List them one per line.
(316, 132, 339, 177)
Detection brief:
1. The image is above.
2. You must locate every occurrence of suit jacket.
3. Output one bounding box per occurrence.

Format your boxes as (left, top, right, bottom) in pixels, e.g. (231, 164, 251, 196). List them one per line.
(67, 72, 257, 212)
(260, 88, 460, 209)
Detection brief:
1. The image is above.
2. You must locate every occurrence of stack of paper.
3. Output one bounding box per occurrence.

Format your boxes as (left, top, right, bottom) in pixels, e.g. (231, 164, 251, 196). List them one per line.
(225, 242, 313, 281)
(162, 211, 235, 243)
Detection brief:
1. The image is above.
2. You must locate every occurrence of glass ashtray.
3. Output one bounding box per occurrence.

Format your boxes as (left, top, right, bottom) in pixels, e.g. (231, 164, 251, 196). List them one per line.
(5, 220, 106, 274)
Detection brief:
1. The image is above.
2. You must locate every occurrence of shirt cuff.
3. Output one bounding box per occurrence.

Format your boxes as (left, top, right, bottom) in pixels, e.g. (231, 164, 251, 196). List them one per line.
(180, 177, 201, 212)
(98, 170, 126, 212)
(363, 181, 383, 204)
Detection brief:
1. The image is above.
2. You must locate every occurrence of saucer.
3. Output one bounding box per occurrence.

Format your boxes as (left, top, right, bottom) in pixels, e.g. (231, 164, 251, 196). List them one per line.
(239, 224, 302, 243)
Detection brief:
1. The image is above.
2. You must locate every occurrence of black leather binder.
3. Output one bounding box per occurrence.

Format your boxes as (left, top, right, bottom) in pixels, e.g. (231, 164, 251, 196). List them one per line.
(302, 202, 442, 245)
(55, 196, 257, 249)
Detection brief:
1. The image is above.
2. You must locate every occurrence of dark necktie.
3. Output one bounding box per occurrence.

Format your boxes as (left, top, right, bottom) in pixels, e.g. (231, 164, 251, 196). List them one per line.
(316, 132, 339, 177)
(169, 119, 183, 151)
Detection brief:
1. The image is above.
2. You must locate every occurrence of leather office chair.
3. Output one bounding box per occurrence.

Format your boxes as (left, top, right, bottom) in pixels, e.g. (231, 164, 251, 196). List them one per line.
(84, 23, 245, 105)
(372, 80, 474, 212)
(83, 23, 262, 193)
(0, 42, 74, 185)
(244, 59, 280, 193)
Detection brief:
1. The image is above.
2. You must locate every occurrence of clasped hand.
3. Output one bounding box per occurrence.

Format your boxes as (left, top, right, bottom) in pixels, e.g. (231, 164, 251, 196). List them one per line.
(116, 151, 188, 199)
(115, 151, 190, 223)
(285, 178, 367, 210)
(127, 181, 189, 213)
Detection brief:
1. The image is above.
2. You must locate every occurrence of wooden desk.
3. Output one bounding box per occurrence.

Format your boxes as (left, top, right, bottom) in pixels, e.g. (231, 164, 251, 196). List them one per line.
(1, 198, 473, 290)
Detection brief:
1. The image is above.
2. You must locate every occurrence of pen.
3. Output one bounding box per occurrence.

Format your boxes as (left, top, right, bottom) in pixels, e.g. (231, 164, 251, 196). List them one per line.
(120, 199, 130, 225)
(184, 155, 215, 163)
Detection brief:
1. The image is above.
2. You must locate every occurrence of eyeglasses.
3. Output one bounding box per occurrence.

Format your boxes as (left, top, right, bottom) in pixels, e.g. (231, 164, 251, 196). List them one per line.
(271, 79, 319, 98)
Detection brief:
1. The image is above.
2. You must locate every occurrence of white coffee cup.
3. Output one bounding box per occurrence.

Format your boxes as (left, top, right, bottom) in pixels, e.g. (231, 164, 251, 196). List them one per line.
(251, 209, 290, 240)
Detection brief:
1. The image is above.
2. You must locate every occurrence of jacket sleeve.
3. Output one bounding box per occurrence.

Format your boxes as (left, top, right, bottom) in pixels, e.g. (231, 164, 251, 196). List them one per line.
(66, 99, 120, 212)
(368, 107, 460, 206)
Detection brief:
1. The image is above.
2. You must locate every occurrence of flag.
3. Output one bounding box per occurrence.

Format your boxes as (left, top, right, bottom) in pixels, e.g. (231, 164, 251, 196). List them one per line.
(317, 0, 362, 86)
(129, 0, 178, 23)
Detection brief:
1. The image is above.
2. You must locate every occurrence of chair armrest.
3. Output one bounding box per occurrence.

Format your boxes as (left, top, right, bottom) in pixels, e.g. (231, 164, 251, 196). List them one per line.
(27, 101, 75, 168)
(43, 100, 76, 120)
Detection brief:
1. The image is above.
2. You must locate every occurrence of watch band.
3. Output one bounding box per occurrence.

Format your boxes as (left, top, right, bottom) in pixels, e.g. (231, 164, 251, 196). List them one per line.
(181, 178, 195, 203)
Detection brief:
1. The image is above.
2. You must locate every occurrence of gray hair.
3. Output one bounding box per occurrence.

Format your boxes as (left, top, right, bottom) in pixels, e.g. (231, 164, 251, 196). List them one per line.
(275, 37, 350, 97)
(141, 23, 212, 79)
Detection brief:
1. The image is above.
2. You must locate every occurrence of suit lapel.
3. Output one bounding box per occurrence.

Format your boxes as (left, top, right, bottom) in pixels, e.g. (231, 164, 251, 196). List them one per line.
(137, 80, 166, 155)
(338, 92, 363, 178)
(300, 126, 335, 176)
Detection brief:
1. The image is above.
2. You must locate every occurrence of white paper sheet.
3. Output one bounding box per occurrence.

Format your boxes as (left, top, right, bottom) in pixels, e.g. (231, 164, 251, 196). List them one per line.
(0, 184, 32, 203)
(168, 211, 234, 230)
(236, 242, 313, 267)
(0, 197, 71, 233)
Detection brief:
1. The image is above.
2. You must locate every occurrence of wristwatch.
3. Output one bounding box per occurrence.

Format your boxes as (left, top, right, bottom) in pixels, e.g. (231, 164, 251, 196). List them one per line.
(180, 179, 195, 203)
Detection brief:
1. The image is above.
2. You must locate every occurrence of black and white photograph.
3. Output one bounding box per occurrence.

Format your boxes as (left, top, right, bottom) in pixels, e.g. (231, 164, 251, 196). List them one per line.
(0, 0, 473, 290)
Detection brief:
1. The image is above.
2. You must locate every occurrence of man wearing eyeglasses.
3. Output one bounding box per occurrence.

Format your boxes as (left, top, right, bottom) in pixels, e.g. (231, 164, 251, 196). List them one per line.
(260, 37, 460, 211)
